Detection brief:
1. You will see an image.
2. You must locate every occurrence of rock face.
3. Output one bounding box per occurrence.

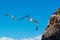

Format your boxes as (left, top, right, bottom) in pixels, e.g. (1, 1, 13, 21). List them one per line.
(42, 8, 60, 40)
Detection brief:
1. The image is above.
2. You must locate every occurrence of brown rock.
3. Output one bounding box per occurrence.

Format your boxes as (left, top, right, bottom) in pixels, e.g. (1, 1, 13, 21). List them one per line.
(42, 8, 60, 40)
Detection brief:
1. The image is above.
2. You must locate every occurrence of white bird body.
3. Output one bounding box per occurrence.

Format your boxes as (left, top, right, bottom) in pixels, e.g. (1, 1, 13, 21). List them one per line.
(11, 16, 14, 20)
(30, 18, 33, 22)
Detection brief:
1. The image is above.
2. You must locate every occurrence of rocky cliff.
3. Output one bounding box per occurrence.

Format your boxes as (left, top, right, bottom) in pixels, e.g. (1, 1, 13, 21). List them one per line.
(42, 8, 60, 40)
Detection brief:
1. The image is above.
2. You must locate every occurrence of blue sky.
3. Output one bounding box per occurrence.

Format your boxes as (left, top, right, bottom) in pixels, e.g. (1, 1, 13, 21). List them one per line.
(0, 0, 60, 40)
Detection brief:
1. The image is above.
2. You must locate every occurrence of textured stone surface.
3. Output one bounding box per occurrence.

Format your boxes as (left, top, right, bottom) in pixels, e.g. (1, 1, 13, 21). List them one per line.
(42, 8, 60, 40)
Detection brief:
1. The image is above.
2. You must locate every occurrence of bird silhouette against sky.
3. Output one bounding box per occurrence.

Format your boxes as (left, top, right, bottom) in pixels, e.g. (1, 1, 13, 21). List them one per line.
(5, 14, 38, 31)
(5, 14, 15, 20)
(21, 15, 38, 31)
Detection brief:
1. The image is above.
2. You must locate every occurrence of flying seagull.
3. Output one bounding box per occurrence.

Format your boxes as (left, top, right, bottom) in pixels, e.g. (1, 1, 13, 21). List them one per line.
(21, 15, 38, 31)
(5, 14, 15, 20)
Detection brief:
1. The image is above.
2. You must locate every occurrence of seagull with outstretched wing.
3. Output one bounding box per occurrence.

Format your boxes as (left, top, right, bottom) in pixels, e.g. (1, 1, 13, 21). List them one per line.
(5, 14, 15, 20)
(21, 15, 38, 31)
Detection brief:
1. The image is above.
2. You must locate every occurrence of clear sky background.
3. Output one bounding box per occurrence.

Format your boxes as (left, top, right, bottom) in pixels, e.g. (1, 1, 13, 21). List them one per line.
(0, 0, 60, 40)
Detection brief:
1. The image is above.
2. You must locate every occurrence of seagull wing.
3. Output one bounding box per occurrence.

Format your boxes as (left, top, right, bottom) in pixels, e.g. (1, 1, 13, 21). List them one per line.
(32, 20, 38, 31)
(35, 21, 38, 31)
(36, 25, 38, 31)
(5, 14, 11, 16)
(21, 15, 30, 20)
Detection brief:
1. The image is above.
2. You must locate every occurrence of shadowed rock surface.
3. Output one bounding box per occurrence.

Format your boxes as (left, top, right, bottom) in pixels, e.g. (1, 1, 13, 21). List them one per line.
(42, 8, 60, 40)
